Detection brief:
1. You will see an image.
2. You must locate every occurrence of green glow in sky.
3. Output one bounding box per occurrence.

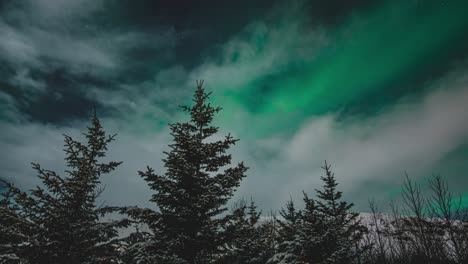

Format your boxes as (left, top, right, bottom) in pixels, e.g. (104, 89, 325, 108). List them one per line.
(213, 0, 468, 139)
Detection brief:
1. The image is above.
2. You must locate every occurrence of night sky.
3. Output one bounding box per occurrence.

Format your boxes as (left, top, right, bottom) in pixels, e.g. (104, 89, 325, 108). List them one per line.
(1, 0, 468, 212)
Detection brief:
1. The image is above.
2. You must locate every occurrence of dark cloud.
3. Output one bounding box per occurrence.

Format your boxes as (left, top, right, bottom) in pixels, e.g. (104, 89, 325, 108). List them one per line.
(0, 0, 287, 124)
(0, 0, 183, 123)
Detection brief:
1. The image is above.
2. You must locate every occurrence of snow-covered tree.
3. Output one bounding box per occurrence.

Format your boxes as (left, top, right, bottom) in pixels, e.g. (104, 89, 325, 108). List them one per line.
(271, 161, 366, 264)
(123, 81, 248, 264)
(0, 110, 129, 264)
(219, 199, 274, 264)
(268, 199, 303, 264)
(0, 188, 27, 263)
(305, 160, 366, 264)
(297, 192, 324, 263)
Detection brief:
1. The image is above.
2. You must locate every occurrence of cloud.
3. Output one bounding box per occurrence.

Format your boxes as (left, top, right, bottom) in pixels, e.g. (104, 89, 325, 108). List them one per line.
(9, 69, 46, 93)
(2, 65, 468, 213)
(0, 0, 113, 70)
(0, 91, 23, 122)
(233, 68, 468, 211)
(190, 5, 327, 90)
(0, 115, 172, 208)
(0, 0, 184, 123)
(18, 0, 104, 21)
(84, 65, 193, 136)
(2, 0, 468, 216)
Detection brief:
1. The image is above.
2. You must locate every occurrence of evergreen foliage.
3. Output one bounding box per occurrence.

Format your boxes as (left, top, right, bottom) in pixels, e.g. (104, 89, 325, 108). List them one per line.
(219, 199, 274, 264)
(268, 199, 302, 264)
(269, 161, 366, 264)
(122, 81, 248, 263)
(0, 111, 129, 264)
(308, 161, 366, 264)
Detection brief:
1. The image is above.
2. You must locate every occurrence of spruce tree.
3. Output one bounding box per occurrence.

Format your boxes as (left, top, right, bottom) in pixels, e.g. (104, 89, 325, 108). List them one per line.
(0, 111, 129, 264)
(219, 200, 273, 264)
(124, 81, 248, 263)
(268, 198, 303, 264)
(0, 188, 27, 263)
(297, 192, 325, 263)
(310, 160, 366, 264)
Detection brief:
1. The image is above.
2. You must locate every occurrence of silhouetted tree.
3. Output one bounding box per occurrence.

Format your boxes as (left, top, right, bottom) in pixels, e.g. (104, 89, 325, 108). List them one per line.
(123, 81, 248, 263)
(303, 161, 366, 264)
(397, 175, 446, 263)
(270, 161, 366, 264)
(297, 192, 324, 263)
(268, 198, 302, 264)
(361, 173, 468, 264)
(428, 175, 468, 263)
(360, 199, 389, 264)
(0, 111, 129, 264)
(219, 199, 273, 264)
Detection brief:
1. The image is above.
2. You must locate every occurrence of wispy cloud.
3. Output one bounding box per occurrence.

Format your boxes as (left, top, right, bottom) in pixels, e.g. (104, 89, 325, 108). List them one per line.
(190, 3, 326, 90)
(234, 68, 468, 211)
(0, 0, 181, 108)
(0, 0, 113, 71)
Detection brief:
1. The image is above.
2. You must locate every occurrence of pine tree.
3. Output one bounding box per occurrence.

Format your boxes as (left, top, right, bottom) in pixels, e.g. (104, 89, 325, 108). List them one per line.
(309, 160, 367, 264)
(268, 198, 303, 264)
(0, 188, 27, 263)
(219, 199, 273, 264)
(123, 81, 248, 263)
(0, 110, 129, 264)
(297, 192, 325, 263)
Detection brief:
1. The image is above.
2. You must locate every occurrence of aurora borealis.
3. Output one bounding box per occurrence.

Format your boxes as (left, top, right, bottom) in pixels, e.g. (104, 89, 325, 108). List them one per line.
(1, 0, 468, 211)
(211, 0, 468, 138)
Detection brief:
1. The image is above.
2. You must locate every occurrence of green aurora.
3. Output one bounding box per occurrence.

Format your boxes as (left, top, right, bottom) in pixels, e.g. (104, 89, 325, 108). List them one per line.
(212, 0, 468, 139)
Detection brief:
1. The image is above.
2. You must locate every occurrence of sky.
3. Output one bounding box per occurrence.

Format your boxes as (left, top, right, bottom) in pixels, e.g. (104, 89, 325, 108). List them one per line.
(1, 0, 468, 212)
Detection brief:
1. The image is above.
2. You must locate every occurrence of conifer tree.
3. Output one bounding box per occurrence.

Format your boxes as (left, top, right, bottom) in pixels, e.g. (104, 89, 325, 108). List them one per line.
(0, 111, 129, 264)
(278, 199, 302, 244)
(219, 199, 273, 264)
(297, 192, 325, 263)
(310, 160, 366, 264)
(124, 81, 248, 263)
(268, 198, 303, 264)
(0, 188, 27, 263)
